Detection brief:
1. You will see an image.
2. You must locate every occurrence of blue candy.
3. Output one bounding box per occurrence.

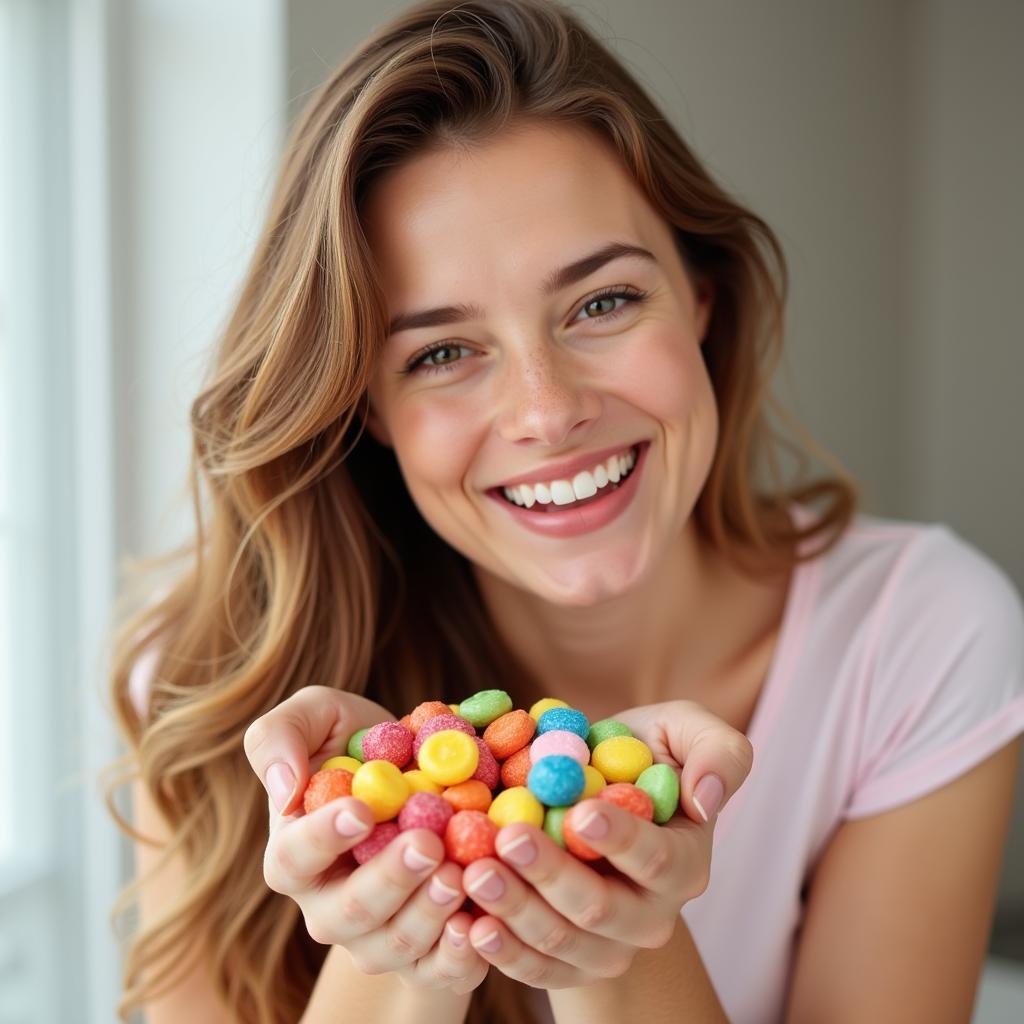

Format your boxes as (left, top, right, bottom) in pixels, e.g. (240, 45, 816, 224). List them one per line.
(527, 755, 586, 807)
(536, 707, 589, 739)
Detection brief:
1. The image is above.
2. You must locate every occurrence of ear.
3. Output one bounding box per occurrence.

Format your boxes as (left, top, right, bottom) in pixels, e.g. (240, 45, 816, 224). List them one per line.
(694, 277, 715, 345)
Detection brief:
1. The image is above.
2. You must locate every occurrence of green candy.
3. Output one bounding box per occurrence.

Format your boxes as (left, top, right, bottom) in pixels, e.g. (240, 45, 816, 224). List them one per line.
(347, 727, 370, 763)
(543, 806, 569, 848)
(636, 763, 680, 824)
(586, 718, 633, 751)
(458, 688, 513, 728)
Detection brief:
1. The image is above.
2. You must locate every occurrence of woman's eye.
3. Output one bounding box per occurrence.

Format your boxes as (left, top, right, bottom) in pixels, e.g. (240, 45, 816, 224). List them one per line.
(403, 343, 474, 376)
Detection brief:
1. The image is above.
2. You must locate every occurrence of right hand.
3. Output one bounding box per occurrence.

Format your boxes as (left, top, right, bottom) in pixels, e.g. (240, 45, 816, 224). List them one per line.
(243, 685, 490, 993)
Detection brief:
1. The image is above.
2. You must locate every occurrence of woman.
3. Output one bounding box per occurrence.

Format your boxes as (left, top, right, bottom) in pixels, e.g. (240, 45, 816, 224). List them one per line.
(105, 1, 1024, 1022)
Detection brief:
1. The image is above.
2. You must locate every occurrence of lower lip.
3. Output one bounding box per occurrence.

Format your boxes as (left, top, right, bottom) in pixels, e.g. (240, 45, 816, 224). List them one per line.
(487, 442, 650, 539)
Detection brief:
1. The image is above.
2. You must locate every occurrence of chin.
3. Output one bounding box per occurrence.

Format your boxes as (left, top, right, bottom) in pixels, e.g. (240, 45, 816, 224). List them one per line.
(525, 542, 657, 608)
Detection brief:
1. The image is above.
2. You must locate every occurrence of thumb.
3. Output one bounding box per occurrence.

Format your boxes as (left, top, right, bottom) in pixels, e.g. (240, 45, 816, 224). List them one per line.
(673, 711, 754, 825)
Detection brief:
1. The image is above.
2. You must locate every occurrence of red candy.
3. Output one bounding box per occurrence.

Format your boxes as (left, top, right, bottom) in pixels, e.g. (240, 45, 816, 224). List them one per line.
(352, 821, 400, 864)
(410, 700, 453, 733)
(444, 809, 497, 866)
(397, 791, 453, 836)
(302, 769, 353, 814)
(483, 709, 536, 759)
(500, 746, 532, 789)
(564, 784, 654, 860)
(471, 736, 500, 790)
(413, 712, 475, 757)
(361, 721, 414, 768)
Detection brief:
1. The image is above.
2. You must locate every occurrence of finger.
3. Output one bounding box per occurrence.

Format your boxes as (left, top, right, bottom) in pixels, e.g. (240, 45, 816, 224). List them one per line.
(469, 916, 616, 990)
(404, 911, 490, 994)
(462, 857, 630, 974)
(492, 823, 654, 946)
(243, 686, 396, 815)
(264, 796, 374, 894)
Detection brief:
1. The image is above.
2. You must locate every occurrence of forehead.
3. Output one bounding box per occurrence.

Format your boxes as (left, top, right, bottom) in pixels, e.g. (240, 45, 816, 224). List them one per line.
(361, 123, 668, 295)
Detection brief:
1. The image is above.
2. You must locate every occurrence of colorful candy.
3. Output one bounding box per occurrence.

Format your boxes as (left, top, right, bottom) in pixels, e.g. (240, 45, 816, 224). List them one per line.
(352, 821, 399, 865)
(319, 755, 362, 774)
(351, 760, 410, 822)
(529, 729, 590, 766)
(636, 763, 680, 823)
(302, 768, 353, 814)
(529, 697, 570, 721)
(483, 709, 536, 759)
(361, 721, 414, 768)
(347, 727, 370, 762)
(459, 689, 513, 728)
(445, 809, 498, 866)
(527, 755, 586, 807)
(489, 786, 544, 828)
(398, 791, 453, 836)
(410, 700, 453, 733)
(470, 736, 501, 789)
(586, 718, 633, 750)
(536, 707, 589, 739)
(590, 735, 654, 783)
(417, 730, 480, 786)
(412, 712, 475, 757)
(442, 779, 493, 813)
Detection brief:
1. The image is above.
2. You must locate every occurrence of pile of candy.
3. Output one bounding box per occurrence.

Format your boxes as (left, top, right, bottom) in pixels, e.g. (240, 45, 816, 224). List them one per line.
(301, 690, 680, 867)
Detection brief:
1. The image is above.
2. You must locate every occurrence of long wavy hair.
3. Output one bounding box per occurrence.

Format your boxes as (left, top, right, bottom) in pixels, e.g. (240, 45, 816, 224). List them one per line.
(103, 1, 859, 1021)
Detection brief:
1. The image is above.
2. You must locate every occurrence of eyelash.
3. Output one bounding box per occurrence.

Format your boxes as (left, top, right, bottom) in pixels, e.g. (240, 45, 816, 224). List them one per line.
(401, 285, 649, 377)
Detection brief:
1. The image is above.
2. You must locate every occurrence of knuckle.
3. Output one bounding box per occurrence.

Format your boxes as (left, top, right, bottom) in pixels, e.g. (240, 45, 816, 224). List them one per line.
(384, 926, 424, 961)
(574, 893, 612, 932)
(537, 925, 576, 958)
(634, 842, 672, 889)
(242, 716, 272, 764)
(520, 961, 552, 988)
(338, 891, 377, 930)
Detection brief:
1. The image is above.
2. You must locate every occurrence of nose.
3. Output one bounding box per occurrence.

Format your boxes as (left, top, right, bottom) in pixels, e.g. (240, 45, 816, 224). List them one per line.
(493, 342, 602, 446)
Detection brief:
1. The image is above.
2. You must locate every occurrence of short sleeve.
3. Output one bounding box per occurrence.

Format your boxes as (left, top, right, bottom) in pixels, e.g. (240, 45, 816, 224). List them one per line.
(844, 524, 1024, 820)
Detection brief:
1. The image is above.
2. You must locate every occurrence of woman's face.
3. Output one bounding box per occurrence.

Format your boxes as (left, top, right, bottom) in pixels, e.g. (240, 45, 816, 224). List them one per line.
(362, 122, 718, 607)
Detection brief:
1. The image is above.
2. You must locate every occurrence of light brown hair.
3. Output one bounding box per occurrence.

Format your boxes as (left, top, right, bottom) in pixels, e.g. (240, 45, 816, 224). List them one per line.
(103, 1, 858, 1020)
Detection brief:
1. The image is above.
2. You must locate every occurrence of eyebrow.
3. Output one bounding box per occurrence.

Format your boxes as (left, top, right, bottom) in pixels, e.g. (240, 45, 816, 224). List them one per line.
(385, 241, 657, 337)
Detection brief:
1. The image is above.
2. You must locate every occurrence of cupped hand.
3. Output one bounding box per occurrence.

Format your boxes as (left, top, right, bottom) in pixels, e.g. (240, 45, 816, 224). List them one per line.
(459, 699, 753, 987)
(243, 686, 490, 993)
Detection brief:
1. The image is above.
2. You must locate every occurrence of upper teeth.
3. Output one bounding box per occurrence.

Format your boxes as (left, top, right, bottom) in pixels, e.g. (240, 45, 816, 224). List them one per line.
(501, 446, 638, 508)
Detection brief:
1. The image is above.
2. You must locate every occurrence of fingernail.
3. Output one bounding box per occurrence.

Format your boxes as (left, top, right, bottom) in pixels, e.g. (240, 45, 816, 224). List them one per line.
(467, 868, 505, 902)
(403, 846, 441, 873)
(266, 762, 296, 813)
(335, 810, 370, 837)
(693, 774, 725, 822)
(445, 922, 467, 947)
(429, 876, 461, 905)
(576, 809, 608, 840)
(474, 929, 502, 953)
(498, 834, 536, 866)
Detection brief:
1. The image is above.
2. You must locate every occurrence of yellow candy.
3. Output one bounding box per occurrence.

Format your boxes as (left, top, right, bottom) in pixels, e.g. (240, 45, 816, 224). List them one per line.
(528, 697, 570, 722)
(320, 755, 362, 774)
(417, 730, 479, 787)
(488, 786, 544, 828)
(448, 703, 461, 715)
(590, 736, 654, 784)
(403, 769, 443, 796)
(580, 764, 607, 800)
(351, 760, 410, 822)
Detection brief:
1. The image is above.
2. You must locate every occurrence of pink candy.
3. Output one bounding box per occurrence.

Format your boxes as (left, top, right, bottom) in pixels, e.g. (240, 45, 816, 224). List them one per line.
(352, 821, 400, 864)
(361, 721, 414, 768)
(398, 791, 453, 836)
(412, 712, 475, 757)
(530, 729, 590, 766)
(471, 736, 500, 789)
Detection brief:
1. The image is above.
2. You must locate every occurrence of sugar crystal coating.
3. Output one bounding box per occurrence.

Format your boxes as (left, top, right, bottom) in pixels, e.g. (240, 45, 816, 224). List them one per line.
(361, 721, 414, 768)
(600, 782, 654, 821)
(351, 760, 410, 822)
(636, 763, 680, 823)
(347, 727, 370, 762)
(302, 769, 353, 814)
(542, 805, 569, 848)
(398, 791, 453, 836)
(529, 697, 570, 721)
(500, 746, 532, 789)
(442, 779, 493, 813)
(536, 707, 589, 739)
(470, 736, 500, 789)
(586, 718, 634, 750)
(483, 709, 536, 759)
(319, 754, 362, 774)
(458, 689, 513, 728)
(527, 755, 586, 807)
(410, 700, 453, 733)
(352, 821, 399, 865)
(418, 730, 480, 786)
(489, 786, 544, 828)
(445, 809, 497, 866)
(529, 729, 590, 766)
(413, 712, 475, 758)
(590, 735, 654, 783)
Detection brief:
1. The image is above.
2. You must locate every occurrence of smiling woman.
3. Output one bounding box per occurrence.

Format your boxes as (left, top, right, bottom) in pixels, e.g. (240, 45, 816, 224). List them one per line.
(101, 2, 1024, 1024)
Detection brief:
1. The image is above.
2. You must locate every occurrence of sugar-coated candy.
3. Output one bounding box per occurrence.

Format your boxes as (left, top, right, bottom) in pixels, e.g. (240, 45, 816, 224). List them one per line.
(536, 707, 589, 739)
(580, 764, 607, 800)
(361, 721, 414, 768)
(586, 718, 633, 750)
(445, 809, 498, 866)
(542, 806, 568, 848)
(483, 709, 535, 759)
(418, 730, 480, 786)
(442, 779, 493, 813)
(527, 755, 586, 807)
(351, 760, 410, 822)
(488, 786, 544, 828)
(470, 736, 500, 790)
(448, 703, 461, 715)
(352, 821, 399, 865)
(590, 735, 654, 783)
(636, 763, 680, 824)
(601, 782, 654, 821)
(410, 700, 453, 733)
(529, 697, 569, 721)
(562, 807, 603, 861)
(347, 727, 370, 762)
(399, 713, 413, 729)
(319, 755, 362, 774)
(302, 769, 353, 814)
(529, 729, 589, 766)
(500, 746, 532, 789)
(413, 712, 475, 757)
(398, 791, 453, 836)
(458, 689, 513, 728)
(403, 769, 443, 795)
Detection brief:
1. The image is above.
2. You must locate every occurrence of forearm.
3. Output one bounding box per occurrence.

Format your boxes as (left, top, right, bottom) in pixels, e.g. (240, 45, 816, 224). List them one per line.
(300, 944, 471, 1024)
(548, 918, 728, 1024)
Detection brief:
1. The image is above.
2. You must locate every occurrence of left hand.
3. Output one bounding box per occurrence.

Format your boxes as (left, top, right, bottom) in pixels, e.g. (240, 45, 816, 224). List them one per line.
(461, 700, 754, 988)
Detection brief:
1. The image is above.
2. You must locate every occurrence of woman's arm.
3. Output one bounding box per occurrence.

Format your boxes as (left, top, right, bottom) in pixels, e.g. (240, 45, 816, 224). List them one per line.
(547, 916, 728, 1023)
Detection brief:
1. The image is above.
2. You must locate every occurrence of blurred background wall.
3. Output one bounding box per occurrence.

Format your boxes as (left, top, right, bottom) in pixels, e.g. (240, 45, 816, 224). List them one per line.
(0, 0, 1020, 1020)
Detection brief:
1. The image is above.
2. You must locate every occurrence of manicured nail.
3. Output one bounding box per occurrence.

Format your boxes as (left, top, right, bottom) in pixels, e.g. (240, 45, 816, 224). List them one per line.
(335, 810, 370, 837)
(577, 809, 609, 839)
(265, 763, 296, 813)
(498, 834, 537, 866)
(403, 846, 441, 873)
(429, 876, 461, 905)
(474, 929, 502, 953)
(693, 774, 725, 822)
(445, 922, 467, 947)
(467, 869, 505, 902)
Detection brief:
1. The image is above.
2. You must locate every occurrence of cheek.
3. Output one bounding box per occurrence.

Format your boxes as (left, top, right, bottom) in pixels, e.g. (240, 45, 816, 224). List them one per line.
(389, 398, 482, 493)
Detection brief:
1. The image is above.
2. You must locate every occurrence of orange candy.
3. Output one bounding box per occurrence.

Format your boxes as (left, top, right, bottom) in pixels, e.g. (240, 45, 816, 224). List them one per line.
(399, 713, 413, 730)
(444, 809, 498, 867)
(500, 746, 532, 789)
(442, 779, 493, 813)
(410, 700, 453, 734)
(563, 783, 654, 860)
(302, 769, 354, 814)
(483, 709, 536, 760)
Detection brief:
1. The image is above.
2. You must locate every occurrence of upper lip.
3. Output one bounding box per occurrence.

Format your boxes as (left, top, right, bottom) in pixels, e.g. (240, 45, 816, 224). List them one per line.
(492, 441, 644, 491)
